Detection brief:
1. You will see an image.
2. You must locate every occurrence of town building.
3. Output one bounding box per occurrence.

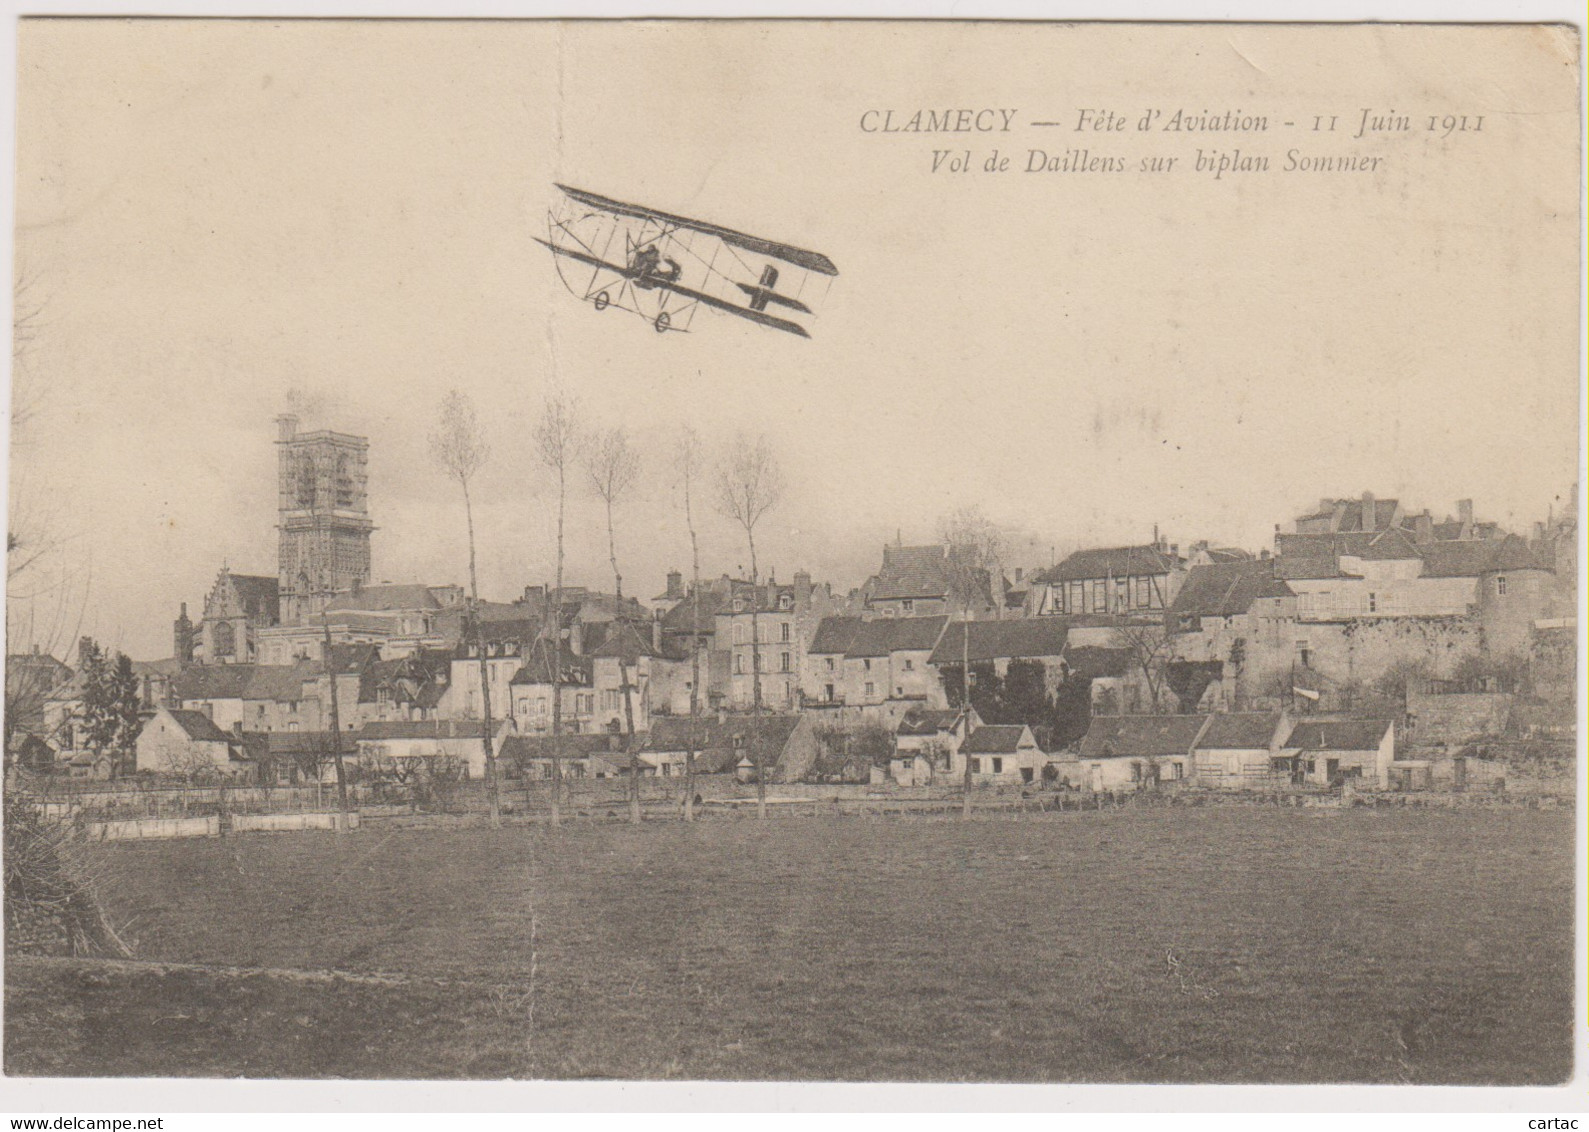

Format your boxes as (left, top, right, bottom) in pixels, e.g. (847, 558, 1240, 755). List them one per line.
(1028, 541, 1187, 617)
(953, 723, 1042, 784)
(715, 571, 839, 711)
(134, 706, 252, 779)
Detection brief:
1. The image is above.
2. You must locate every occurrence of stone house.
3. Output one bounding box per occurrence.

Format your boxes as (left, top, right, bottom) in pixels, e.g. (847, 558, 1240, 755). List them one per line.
(715, 572, 839, 712)
(1282, 717, 1395, 789)
(863, 544, 954, 618)
(508, 643, 596, 734)
(135, 707, 252, 779)
(1061, 713, 1210, 791)
(890, 705, 981, 786)
(954, 723, 1042, 784)
(1189, 711, 1291, 788)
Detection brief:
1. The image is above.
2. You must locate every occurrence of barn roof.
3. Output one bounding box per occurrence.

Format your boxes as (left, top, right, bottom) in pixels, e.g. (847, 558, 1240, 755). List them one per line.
(1078, 714, 1210, 759)
(165, 708, 234, 743)
(1284, 718, 1393, 751)
(928, 618, 1070, 665)
(845, 615, 948, 658)
(960, 724, 1032, 754)
(1171, 560, 1294, 617)
(1195, 712, 1283, 750)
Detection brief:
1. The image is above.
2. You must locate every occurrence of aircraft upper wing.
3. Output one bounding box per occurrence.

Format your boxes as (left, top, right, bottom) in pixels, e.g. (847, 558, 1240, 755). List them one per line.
(556, 185, 839, 278)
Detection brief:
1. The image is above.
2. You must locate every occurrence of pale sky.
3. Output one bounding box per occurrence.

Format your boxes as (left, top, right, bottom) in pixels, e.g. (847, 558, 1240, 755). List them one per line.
(10, 20, 1581, 660)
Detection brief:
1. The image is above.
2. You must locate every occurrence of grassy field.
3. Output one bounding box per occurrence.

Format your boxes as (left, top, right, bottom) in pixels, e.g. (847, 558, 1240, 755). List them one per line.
(5, 806, 1575, 1082)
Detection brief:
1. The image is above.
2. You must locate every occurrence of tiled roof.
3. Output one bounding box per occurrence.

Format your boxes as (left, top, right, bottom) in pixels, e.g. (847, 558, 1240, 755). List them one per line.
(845, 616, 947, 658)
(646, 713, 803, 772)
(325, 584, 444, 613)
(660, 588, 729, 635)
(1419, 535, 1546, 577)
(1278, 530, 1546, 581)
(808, 616, 864, 655)
(928, 618, 1070, 665)
(499, 734, 629, 761)
(129, 657, 183, 678)
(1062, 646, 1133, 680)
(1297, 498, 1400, 532)
(589, 620, 662, 662)
(1284, 718, 1392, 751)
(1358, 528, 1422, 562)
(356, 720, 494, 741)
(869, 545, 950, 602)
(1078, 714, 1210, 759)
(1171, 561, 1294, 617)
(1195, 712, 1283, 750)
(242, 663, 317, 703)
(510, 643, 594, 687)
(165, 708, 234, 743)
(172, 664, 257, 701)
(961, 724, 1031, 754)
(895, 707, 964, 737)
(1033, 545, 1180, 585)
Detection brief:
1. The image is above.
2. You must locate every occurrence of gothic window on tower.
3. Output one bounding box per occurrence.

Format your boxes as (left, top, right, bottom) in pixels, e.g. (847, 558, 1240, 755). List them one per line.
(335, 455, 353, 509)
(297, 457, 316, 508)
(213, 621, 236, 658)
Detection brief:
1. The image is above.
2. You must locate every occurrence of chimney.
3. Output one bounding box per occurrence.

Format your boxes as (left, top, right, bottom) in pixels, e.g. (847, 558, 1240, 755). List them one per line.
(174, 602, 195, 664)
(793, 569, 811, 595)
(276, 414, 298, 442)
(1361, 490, 1376, 528)
(666, 570, 683, 600)
(1014, 567, 1024, 583)
(1458, 499, 1475, 538)
(1412, 512, 1434, 544)
(1318, 498, 1333, 514)
(1533, 521, 1546, 542)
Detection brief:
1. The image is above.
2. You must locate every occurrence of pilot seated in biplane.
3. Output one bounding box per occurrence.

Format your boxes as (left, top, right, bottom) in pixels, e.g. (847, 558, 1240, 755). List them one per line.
(630, 244, 682, 288)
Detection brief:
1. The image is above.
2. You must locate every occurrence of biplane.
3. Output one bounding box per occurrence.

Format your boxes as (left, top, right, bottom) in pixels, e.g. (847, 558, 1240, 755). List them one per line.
(536, 185, 838, 338)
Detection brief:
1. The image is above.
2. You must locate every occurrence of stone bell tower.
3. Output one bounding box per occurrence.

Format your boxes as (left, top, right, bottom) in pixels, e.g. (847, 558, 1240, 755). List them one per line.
(275, 414, 374, 625)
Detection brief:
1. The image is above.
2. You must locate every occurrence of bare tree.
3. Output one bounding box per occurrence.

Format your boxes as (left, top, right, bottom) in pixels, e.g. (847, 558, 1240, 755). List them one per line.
(429, 389, 501, 828)
(586, 426, 644, 824)
(675, 425, 705, 823)
(1111, 621, 1174, 713)
(533, 393, 581, 827)
(942, 506, 1003, 819)
(715, 433, 783, 819)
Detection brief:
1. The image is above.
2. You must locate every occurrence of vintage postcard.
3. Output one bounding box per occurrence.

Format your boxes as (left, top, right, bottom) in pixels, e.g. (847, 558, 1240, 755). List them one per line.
(3, 17, 1581, 1091)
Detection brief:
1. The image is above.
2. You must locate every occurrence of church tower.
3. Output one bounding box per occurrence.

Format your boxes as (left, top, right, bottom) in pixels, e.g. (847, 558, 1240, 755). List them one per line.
(276, 414, 374, 624)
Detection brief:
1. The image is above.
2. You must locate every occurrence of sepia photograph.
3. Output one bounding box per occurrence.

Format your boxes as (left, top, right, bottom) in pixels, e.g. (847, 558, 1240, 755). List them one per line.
(2, 16, 1582, 1093)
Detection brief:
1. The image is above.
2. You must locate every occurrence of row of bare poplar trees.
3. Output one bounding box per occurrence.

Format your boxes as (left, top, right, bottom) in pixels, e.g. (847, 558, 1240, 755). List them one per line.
(427, 389, 785, 827)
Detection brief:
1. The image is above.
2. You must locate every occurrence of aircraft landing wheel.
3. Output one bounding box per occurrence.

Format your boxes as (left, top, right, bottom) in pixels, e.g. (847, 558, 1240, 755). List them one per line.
(593, 291, 610, 311)
(654, 311, 671, 334)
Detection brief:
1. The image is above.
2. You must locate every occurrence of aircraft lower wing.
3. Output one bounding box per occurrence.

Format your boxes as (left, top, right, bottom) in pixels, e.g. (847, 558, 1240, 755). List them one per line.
(535, 238, 812, 338)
